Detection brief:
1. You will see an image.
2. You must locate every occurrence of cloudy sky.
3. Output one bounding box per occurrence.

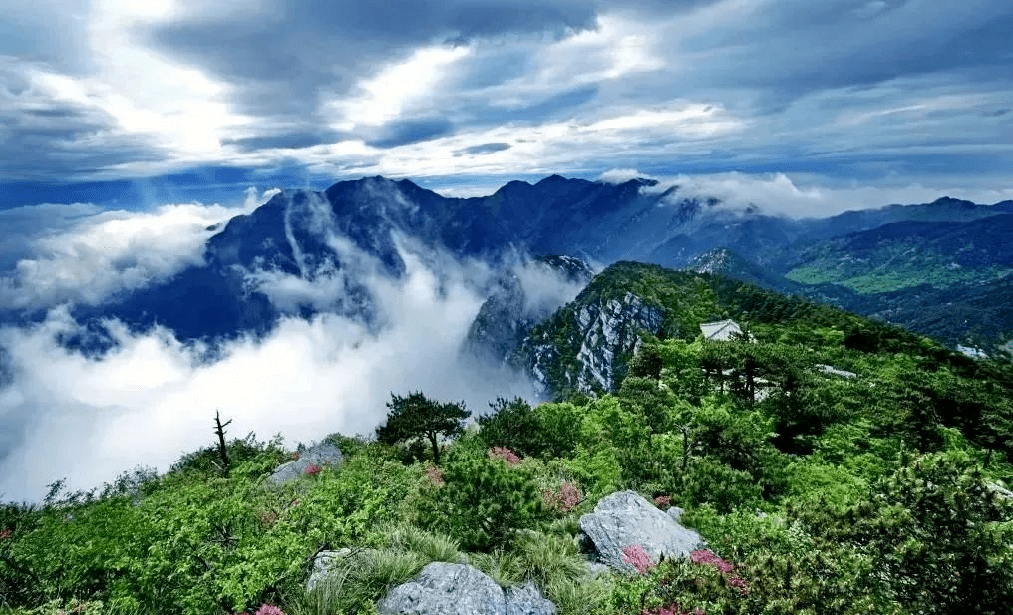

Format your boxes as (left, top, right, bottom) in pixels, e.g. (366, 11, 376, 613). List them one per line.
(1, 0, 1011, 208)
(2, 0, 1013, 502)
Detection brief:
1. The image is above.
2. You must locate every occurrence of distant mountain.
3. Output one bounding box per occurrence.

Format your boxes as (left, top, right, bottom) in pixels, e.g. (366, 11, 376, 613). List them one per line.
(684, 247, 800, 292)
(5, 174, 1012, 357)
(49, 175, 772, 343)
(783, 214, 1013, 293)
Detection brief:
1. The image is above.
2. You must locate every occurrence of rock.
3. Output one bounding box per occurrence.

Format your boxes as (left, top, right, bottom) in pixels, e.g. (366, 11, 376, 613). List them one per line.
(578, 491, 704, 573)
(465, 256, 593, 369)
(377, 562, 556, 615)
(267, 440, 343, 485)
(306, 547, 380, 593)
(517, 290, 665, 397)
(504, 582, 556, 615)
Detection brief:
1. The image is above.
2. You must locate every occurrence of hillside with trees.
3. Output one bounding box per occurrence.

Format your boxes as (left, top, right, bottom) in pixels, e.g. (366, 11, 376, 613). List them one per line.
(2, 266, 1011, 615)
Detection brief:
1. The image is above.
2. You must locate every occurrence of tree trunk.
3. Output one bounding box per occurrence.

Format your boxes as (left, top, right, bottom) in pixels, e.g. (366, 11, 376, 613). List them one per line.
(429, 433, 441, 464)
(214, 410, 233, 478)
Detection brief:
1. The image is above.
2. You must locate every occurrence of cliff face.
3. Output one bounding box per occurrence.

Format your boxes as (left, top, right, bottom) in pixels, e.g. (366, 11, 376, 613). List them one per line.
(515, 290, 665, 398)
(464, 255, 593, 367)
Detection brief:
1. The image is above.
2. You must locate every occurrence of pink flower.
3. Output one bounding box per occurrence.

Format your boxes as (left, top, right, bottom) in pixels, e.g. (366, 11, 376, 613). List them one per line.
(425, 465, 445, 487)
(304, 463, 322, 476)
(543, 481, 581, 512)
(254, 605, 286, 615)
(654, 495, 671, 509)
(622, 543, 655, 574)
(0, 529, 11, 540)
(690, 549, 749, 594)
(488, 447, 521, 465)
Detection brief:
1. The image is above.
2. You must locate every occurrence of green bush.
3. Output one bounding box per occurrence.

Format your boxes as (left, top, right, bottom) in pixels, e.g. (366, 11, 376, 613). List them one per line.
(418, 449, 550, 551)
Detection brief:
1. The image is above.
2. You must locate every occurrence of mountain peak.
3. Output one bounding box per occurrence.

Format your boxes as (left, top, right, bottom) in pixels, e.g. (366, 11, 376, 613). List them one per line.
(929, 196, 976, 208)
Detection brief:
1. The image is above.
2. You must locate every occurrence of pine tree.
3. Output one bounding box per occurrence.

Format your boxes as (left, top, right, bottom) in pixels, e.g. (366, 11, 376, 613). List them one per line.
(375, 392, 470, 464)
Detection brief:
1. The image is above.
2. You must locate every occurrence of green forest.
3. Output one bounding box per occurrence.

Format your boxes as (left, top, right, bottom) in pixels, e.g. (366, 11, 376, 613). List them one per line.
(2, 265, 1012, 615)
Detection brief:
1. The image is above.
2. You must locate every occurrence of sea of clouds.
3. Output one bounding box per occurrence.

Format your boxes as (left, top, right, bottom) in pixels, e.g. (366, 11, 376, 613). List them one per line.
(0, 187, 574, 503)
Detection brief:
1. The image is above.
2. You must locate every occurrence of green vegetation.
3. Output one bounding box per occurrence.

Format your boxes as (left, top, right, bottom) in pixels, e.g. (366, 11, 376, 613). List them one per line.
(374, 392, 470, 464)
(3, 264, 1013, 614)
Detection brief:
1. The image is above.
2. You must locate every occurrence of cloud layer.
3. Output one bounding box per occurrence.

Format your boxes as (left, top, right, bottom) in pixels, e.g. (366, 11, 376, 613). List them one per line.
(0, 194, 550, 503)
(0, 0, 1009, 207)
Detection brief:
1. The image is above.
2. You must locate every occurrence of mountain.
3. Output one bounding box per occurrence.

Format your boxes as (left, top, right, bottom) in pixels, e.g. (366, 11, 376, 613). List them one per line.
(4, 174, 1012, 357)
(684, 247, 800, 292)
(782, 214, 1013, 293)
(509, 261, 879, 398)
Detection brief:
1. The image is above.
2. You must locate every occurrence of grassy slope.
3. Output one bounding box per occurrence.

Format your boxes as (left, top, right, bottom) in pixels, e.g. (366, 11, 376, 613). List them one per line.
(3, 264, 1012, 615)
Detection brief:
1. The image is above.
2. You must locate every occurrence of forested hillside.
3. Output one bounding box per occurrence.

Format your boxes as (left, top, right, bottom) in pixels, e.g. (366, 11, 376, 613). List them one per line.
(3, 266, 1011, 615)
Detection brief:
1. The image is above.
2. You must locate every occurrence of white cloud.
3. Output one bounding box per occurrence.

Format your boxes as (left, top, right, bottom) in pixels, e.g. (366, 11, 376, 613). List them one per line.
(650, 171, 1013, 218)
(0, 191, 269, 311)
(512, 259, 589, 316)
(0, 226, 536, 503)
(596, 168, 652, 184)
(330, 45, 471, 129)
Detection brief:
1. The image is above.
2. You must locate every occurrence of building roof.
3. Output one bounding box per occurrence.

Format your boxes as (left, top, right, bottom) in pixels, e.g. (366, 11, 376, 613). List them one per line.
(700, 319, 742, 341)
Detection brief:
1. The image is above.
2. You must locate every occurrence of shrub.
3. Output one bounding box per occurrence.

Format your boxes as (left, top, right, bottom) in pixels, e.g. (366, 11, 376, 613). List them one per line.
(488, 447, 521, 466)
(418, 451, 549, 551)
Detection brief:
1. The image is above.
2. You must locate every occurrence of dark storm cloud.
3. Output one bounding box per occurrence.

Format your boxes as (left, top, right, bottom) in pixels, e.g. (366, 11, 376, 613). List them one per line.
(221, 130, 348, 152)
(147, 0, 599, 117)
(365, 118, 456, 149)
(668, 0, 1013, 108)
(0, 62, 165, 182)
(455, 143, 511, 156)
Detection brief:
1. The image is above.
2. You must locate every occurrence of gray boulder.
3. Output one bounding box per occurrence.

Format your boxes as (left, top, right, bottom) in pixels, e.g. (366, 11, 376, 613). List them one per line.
(377, 562, 555, 615)
(306, 547, 380, 593)
(578, 490, 704, 573)
(267, 440, 343, 485)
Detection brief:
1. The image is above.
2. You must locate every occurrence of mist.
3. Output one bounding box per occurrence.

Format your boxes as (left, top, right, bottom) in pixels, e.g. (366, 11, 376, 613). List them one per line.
(597, 168, 1013, 218)
(0, 193, 539, 504)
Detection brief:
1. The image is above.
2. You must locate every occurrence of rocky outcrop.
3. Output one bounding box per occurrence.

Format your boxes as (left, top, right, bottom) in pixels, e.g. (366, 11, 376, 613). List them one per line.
(306, 547, 381, 592)
(267, 441, 343, 485)
(465, 256, 593, 367)
(578, 491, 704, 573)
(376, 562, 556, 615)
(517, 291, 665, 397)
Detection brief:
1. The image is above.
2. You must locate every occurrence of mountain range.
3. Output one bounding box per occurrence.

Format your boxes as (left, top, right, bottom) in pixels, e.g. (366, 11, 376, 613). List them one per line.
(4, 174, 1012, 359)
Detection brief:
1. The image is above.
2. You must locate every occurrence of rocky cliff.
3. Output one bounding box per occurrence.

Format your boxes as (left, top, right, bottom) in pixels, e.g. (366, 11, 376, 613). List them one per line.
(510, 267, 670, 398)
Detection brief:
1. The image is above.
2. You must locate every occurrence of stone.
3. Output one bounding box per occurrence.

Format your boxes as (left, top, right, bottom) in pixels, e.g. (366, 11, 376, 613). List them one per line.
(377, 562, 555, 615)
(267, 440, 343, 485)
(578, 490, 704, 573)
(306, 547, 379, 593)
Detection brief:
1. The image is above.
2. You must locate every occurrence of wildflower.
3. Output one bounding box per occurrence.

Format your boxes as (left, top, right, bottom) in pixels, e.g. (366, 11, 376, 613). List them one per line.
(690, 549, 749, 594)
(488, 447, 521, 465)
(654, 495, 671, 509)
(425, 465, 445, 487)
(543, 481, 581, 512)
(690, 549, 733, 573)
(622, 543, 655, 574)
(292, 451, 300, 460)
(0, 528, 11, 540)
(254, 604, 286, 615)
(304, 463, 322, 476)
(259, 510, 278, 529)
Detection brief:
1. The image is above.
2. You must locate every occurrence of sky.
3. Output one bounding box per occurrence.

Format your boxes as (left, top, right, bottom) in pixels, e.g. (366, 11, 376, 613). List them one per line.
(1, 0, 1011, 209)
(2, 0, 1013, 501)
